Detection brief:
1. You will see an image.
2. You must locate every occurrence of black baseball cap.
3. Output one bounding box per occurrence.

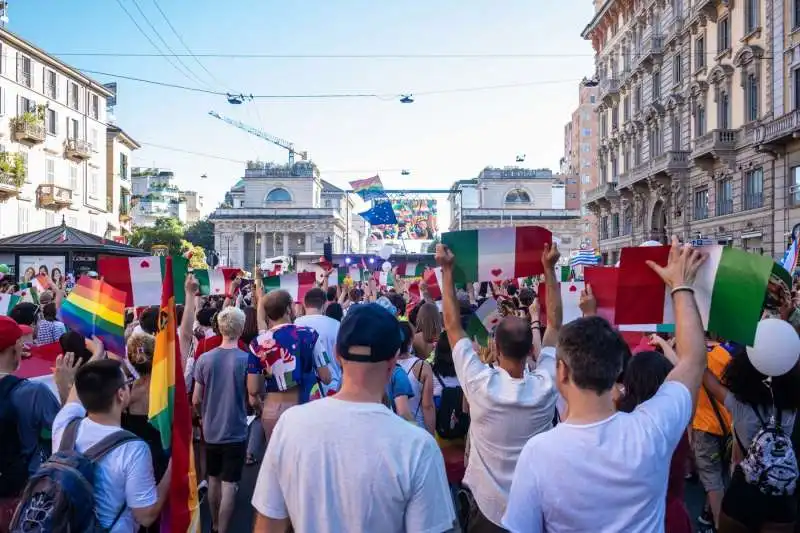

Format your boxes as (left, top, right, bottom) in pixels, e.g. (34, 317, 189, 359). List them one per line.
(337, 303, 402, 362)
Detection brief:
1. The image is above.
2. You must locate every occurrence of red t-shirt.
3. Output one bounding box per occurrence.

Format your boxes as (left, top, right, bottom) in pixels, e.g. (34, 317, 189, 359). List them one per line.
(194, 335, 247, 360)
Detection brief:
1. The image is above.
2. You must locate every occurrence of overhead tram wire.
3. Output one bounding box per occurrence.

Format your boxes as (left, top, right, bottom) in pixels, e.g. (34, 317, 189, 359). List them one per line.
(127, 0, 214, 90)
(149, 0, 232, 92)
(112, 0, 201, 86)
(76, 68, 578, 99)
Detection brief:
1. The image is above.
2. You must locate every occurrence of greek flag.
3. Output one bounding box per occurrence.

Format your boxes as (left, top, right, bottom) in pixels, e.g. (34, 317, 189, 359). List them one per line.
(570, 249, 600, 267)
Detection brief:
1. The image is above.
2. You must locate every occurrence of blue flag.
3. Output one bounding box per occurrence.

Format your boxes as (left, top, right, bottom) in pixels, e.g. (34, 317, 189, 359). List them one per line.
(359, 200, 397, 225)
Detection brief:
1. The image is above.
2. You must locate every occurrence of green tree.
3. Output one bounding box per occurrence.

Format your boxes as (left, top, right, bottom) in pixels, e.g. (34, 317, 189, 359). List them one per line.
(131, 218, 185, 255)
(184, 219, 215, 251)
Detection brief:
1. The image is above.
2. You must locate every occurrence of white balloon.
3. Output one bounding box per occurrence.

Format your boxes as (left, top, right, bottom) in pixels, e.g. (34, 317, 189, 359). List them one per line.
(382, 261, 392, 272)
(378, 245, 394, 260)
(746, 319, 800, 377)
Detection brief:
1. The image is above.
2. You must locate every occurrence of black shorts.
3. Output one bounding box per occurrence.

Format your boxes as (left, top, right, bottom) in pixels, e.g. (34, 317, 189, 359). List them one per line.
(205, 441, 247, 483)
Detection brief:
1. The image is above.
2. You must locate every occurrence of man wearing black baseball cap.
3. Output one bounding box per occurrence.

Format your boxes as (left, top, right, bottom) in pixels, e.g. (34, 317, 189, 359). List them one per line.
(0, 316, 59, 522)
(251, 303, 455, 533)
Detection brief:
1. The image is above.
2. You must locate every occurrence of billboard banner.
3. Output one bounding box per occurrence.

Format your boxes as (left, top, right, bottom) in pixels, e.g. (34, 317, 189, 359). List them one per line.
(369, 198, 438, 241)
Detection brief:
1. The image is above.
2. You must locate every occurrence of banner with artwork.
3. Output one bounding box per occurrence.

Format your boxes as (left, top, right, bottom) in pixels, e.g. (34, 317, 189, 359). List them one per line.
(369, 198, 438, 241)
(19, 255, 66, 289)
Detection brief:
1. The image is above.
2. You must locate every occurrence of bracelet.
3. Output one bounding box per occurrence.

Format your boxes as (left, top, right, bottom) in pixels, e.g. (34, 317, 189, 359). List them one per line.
(670, 286, 695, 296)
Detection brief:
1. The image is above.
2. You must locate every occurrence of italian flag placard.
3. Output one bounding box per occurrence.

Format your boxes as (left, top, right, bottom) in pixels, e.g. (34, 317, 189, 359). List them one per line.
(466, 298, 501, 347)
(395, 261, 433, 277)
(97, 255, 189, 307)
(327, 267, 367, 286)
(263, 272, 316, 302)
(616, 245, 784, 345)
(0, 293, 20, 316)
(423, 267, 444, 300)
(537, 281, 585, 325)
(442, 226, 552, 284)
(194, 268, 241, 297)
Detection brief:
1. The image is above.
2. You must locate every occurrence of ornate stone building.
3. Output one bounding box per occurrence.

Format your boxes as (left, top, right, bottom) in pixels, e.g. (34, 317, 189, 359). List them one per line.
(582, 0, 776, 264)
(210, 161, 367, 272)
(448, 167, 583, 256)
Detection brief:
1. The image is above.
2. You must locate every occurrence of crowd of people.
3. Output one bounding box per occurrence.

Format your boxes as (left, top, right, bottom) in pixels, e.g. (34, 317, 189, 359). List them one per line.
(1, 236, 800, 532)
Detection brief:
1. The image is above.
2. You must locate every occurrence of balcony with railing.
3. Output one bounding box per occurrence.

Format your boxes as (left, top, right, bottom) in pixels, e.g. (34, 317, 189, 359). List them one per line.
(599, 77, 621, 99)
(12, 120, 45, 144)
(743, 192, 763, 211)
(585, 182, 619, 205)
(715, 199, 733, 217)
(754, 110, 800, 145)
(37, 184, 72, 209)
(640, 35, 664, 67)
(65, 139, 92, 160)
(692, 0, 719, 21)
(650, 150, 691, 175)
(0, 170, 22, 199)
(691, 129, 738, 160)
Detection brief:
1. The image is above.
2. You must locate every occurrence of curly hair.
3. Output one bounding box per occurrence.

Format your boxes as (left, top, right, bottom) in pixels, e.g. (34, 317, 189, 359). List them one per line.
(127, 333, 155, 376)
(722, 345, 800, 410)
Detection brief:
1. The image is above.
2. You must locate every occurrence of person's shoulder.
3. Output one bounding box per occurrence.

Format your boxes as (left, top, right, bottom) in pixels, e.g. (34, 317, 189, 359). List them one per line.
(53, 402, 86, 429)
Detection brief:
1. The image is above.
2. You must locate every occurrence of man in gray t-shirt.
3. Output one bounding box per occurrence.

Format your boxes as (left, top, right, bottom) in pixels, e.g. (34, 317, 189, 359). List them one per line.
(191, 306, 249, 533)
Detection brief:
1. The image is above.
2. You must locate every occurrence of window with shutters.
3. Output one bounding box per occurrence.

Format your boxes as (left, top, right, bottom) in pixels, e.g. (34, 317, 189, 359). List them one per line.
(16, 55, 31, 87)
(67, 118, 79, 140)
(745, 0, 759, 34)
(18, 206, 29, 233)
(718, 91, 730, 129)
(46, 108, 56, 135)
(18, 96, 33, 116)
(673, 54, 682, 84)
(45, 212, 54, 227)
(45, 158, 54, 184)
(694, 189, 709, 220)
(652, 71, 661, 100)
(716, 178, 733, 216)
(90, 171, 98, 195)
(0, 87, 5, 116)
(68, 216, 77, 228)
(746, 74, 759, 122)
(89, 94, 99, 119)
(45, 70, 57, 99)
(695, 36, 706, 70)
(68, 82, 79, 110)
(743, 168, 764, 210)
(90, 219, 99, 236)
(90, 129, 98, 152)
(69, 164, 78, 191)
(718, 16, 731, 54)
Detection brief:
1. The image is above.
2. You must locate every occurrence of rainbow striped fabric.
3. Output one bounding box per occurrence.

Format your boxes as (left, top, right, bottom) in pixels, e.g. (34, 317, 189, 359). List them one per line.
(349, 175, 386, 200)
(148, 257, 200, 533)
(58, 277, 126, 356)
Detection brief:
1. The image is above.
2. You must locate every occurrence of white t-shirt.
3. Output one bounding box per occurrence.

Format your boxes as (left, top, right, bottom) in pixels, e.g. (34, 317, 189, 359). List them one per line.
(502, 380, 692, 533)
(251, 397, 456, 533)
(52, 403, 158, 533)
(295, 313, 342, 393)
(452, 338, 557, 527)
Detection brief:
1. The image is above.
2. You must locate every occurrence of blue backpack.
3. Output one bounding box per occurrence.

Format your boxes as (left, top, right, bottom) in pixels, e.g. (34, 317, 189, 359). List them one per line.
(9, 417, 140, 533)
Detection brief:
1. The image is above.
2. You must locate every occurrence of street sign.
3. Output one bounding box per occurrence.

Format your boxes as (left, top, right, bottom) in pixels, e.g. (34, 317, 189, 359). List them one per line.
(690, 238, 714, 247)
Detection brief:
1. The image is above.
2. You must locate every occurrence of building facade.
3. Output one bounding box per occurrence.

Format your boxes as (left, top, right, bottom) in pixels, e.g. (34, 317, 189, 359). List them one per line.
(448, 166, 582, 255)
(106, 125, 138, 237)
(210, 160, 368, 272)
(130, 167, 204, 227)
(562, 80, 600, 247)
(0, 28, 115, 239)
(583, 0, 777, 264)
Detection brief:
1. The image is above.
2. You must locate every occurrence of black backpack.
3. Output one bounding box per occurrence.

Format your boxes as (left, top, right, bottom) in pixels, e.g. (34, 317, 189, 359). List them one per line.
(434, 373, 470, 440)
(0, 376, 29, 498)
(9, 417, 140, 533)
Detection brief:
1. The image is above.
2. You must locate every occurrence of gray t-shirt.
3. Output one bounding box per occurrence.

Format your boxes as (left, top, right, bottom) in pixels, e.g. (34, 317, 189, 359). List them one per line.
(725, 392, 797, 448)
(194, 346, 249, 445)
(7, 377, 60, 474)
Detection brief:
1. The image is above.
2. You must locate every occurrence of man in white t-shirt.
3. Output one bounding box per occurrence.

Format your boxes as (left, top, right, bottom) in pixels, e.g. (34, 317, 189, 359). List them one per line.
(51, 356, 172, 533)
(251, 303, 455, 533)
(435, 242, 562, 532)
(295, 287, 341, 395)
(503, 236, 708, 533)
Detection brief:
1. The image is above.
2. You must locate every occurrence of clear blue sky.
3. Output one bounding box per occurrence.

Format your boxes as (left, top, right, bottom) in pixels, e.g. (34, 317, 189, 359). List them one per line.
(11, 0, 595, 223)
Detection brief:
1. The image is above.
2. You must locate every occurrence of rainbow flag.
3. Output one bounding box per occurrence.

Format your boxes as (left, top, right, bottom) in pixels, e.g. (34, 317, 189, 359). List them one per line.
(148, 257, 200, 533)
(58, 277, 126, 356)
(349, 175, 386, 200)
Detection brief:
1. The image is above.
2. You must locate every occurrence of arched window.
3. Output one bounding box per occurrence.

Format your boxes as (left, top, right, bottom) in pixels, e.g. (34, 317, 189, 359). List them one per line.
(505, 189, 531, 204)
(265, 188, 291, 203)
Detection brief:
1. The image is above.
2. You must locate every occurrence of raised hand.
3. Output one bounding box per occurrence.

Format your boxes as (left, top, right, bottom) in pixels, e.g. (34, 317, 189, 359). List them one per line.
(579, 284, 597, 317)
(646, 235, 706, 290)
(542, 242, 561, 271)
(435, 244, 455, 269)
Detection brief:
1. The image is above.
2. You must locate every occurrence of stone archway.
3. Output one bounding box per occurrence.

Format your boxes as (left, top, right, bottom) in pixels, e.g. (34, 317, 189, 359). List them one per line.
(650, 199, 668, 244)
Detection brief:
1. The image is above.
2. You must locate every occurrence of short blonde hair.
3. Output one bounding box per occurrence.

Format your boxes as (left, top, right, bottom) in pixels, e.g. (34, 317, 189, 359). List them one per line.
(217, 307, 245, 339)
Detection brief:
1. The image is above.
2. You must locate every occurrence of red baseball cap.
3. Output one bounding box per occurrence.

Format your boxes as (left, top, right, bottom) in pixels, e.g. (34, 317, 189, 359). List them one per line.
(0, 316, 33, 351)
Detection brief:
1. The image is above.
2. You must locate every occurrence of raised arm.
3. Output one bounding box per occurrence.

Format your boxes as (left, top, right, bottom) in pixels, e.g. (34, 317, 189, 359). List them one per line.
(179, 275, 199, 367)
(435, 245, 466, 347)
(540, 243, 562, 348)
(646, 236, 707, 410)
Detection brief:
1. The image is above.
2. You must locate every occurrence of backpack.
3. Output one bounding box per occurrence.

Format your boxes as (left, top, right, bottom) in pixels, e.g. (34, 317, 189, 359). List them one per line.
(735, 405, 799, 497)
(0, 376, 29, 498)
(9, 417, 140, 533)
(434, 373, 470, 440)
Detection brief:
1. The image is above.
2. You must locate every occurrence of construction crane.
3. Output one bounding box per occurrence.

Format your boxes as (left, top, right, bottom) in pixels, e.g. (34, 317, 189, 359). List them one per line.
(208, 110, 308, 165)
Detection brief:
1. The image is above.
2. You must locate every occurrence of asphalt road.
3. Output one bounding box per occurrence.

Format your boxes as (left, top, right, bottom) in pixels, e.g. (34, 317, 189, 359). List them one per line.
(204, 452, 709, 533)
